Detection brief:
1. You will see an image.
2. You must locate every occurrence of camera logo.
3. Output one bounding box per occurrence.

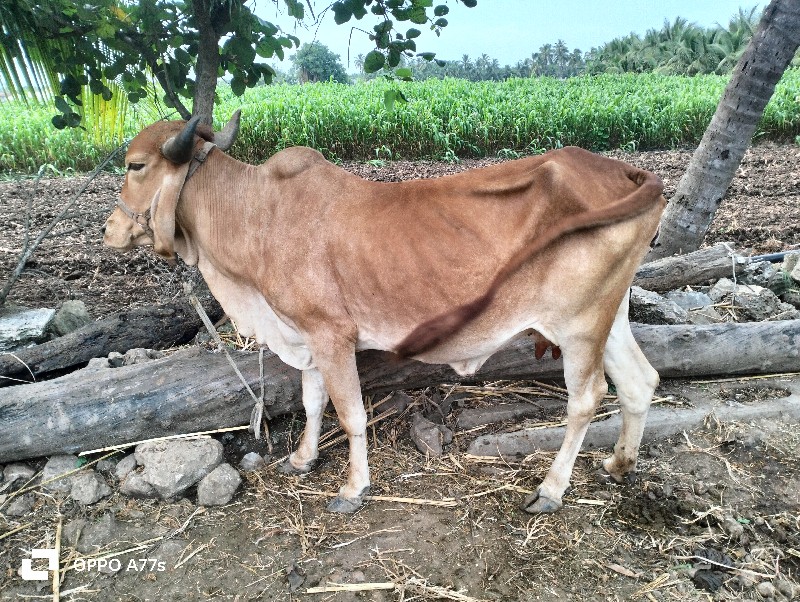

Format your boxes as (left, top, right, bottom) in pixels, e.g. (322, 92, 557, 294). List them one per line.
(20, 548, 58, 581)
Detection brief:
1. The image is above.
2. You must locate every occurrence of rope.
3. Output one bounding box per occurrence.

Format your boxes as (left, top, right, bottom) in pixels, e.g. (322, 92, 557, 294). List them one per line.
(182, 281, 270, 440)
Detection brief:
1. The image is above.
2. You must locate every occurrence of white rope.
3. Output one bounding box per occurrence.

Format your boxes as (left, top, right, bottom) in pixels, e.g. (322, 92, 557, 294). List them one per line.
(183, 282, 269, 440)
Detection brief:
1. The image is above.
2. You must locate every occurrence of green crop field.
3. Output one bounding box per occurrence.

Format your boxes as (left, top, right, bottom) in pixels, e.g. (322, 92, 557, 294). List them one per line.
(1, 70, 798, 174)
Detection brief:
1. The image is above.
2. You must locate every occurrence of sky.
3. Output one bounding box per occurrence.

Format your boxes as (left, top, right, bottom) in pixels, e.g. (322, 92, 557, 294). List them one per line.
(255, 0, 761, 72)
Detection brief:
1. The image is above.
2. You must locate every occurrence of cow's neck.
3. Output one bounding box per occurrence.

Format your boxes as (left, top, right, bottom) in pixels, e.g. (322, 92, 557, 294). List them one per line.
(175, 151, 272, 281)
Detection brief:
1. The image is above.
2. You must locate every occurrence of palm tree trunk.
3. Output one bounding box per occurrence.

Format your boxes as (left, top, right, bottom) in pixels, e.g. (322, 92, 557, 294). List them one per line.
(647, 0, 800, 261)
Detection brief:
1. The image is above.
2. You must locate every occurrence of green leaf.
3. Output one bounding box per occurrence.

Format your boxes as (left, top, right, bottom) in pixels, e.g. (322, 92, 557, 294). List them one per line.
(418, 52, 436, 61)
(434, 17, 448, 27)
(284, 0, 304, 19)
(54, 96, 71, 114)
(332, 1, 352, 24)
(51, 114, 67, 129)
(408, 7, 427, 24)
(406, 27, 421, 38)
(231, 77, 246, 96)
(395, 67, 413, 79)
(461, 0, 477, 6)
(434, 5, 449, 16)
(363, 50, 385, 72)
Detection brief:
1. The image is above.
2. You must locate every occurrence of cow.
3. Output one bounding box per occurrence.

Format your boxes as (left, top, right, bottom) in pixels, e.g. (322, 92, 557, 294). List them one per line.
(103, 111, 666, 514)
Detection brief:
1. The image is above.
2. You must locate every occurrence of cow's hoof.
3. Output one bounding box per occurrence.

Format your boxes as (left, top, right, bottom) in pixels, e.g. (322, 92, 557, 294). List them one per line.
(520, 491, 562, 514)
(277, 457, 316, 475)
(326, 495, 364, 514)
(596, 466, 637, 485)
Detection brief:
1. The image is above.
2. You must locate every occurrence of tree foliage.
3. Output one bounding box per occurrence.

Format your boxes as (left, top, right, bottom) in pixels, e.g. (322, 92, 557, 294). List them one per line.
(291, 42, 349, 83)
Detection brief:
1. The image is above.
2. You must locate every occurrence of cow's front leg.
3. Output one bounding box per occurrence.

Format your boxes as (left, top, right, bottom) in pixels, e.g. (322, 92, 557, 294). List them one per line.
(522, 338, 607, 513)
(309, 340, 370, 514)
(280, 368, 329, 474)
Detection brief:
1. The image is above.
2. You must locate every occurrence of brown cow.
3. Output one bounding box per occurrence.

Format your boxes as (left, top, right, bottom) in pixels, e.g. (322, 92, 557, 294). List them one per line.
(104, 112, 665, 514)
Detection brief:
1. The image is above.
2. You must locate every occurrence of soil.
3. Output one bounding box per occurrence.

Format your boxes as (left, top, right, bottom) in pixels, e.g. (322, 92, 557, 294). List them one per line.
(1, 143, 799, 601)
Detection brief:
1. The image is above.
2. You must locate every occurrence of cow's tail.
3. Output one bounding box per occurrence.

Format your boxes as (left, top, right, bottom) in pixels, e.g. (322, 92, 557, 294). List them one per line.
(394, 166, 664, 359)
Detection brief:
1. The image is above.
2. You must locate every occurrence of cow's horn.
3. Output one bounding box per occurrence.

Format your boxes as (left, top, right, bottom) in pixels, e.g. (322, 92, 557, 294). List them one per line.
(214, 110, 241, 151)
(161, 115, 201, 164)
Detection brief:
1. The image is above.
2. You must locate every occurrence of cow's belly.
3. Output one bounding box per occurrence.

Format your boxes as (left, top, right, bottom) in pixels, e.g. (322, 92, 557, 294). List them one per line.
(199, 262, 313, 371)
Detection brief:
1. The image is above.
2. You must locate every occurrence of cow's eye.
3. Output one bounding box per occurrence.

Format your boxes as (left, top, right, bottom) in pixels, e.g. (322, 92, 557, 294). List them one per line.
(127, 163, 145, 172)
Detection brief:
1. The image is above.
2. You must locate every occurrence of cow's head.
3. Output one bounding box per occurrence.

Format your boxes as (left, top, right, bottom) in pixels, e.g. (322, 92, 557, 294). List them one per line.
(103, 110, 241, 262)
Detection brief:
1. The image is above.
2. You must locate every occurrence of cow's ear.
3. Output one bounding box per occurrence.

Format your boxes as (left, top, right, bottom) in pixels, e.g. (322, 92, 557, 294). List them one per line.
(151, 162, 191, 263)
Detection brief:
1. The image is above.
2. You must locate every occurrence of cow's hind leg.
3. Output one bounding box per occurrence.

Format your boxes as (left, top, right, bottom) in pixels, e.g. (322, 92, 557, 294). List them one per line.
(522, 336, 607, 513)
(279, 368, 329, 474)
(601, 292, 659, 481)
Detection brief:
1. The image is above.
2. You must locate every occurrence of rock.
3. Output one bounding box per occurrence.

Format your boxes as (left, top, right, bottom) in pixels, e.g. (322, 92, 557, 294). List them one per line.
(95, 458, 117, 474)
(379, 391, 413, 416)
(708, 278, 800, 321)
(120, 471, 157, 499)
(785, 253, 800, 282)
(41, 455, 81, 493)
(86, 357, 111, 369)
(665, 290, 713, 311)
(756, 581, 776, 598)
(0, 306, 56, 351)
(122, 348, 163, 366)
(49, 300, 91, 337)
(239, 452, 265, 472)
(107, 351, 125, 368)
(4, 463, 35, 487)
(135, 438, 224, 499)
(197, 463, 241, 506)
(78, 513, 121, 554)
(114, 454, 137, 480)
(739, 261, 778, 289)
(410, 412, 453, 457)
(5, 493, 35, 516)
(70, 471, 111, 505)
(62, 519, 88, 547)
(629, 286, 689, 324)
(775, 579, 796, 600)
(721, 515, 744, 538)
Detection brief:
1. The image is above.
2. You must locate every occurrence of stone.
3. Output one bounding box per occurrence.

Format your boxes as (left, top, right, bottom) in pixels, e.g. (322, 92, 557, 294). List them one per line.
(114, 454, 137, 480)
(78, 513, 121, 554)
(120, 471, 157, 499)
(107, 351, 125, 368)
(5, 493, 35, 516)
(0, 306, 56, 351)
(135, 438, 224, 499)
(49, 300, 91, 337)
(62, 519, 88, 548)
(629, 286, 689, 324)
(665, 290, 713, 311)
(756, 581, 776, 598)
(739, 261, 778, 289)
(784, 253, 800, 283)
(122, 348, 163, 366)
(41, 455, 81, 493)
(70, 471, 111, 505)
(4, 463, 35, 487)
(410, 412, 453, 457)
(239, 452, 265, 472)
(708, 278, 800, 321)
(197, 463, 241, 506)
(86, 357, 111, 369)
(775, 579, 796, 600)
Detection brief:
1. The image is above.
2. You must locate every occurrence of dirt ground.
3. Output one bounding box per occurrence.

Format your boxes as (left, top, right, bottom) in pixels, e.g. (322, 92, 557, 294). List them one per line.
(1, 144, 799, 601)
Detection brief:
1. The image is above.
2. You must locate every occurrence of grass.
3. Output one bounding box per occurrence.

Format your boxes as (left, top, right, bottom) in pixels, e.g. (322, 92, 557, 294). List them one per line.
(1, 70, 799, 174)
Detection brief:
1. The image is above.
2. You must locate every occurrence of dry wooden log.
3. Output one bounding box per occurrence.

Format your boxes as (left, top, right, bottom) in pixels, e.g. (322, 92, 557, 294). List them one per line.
(634, 242, 748, 292)
(0, 298, 223, 382)
(0, 321, 798, 462)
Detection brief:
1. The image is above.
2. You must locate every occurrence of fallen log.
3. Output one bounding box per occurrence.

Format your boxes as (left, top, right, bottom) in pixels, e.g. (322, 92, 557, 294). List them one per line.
(0, 298, 223, 383)
(0, 321, 798, 462)
(634, 242, 748, 292)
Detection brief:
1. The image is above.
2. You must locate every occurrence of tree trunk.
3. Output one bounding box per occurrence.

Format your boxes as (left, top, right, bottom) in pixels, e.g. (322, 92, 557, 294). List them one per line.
(648, 0, 800, 261)
(191, 0, 222, 125)
(1, 321, 798, 462)
(0, 299, 223, 382)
